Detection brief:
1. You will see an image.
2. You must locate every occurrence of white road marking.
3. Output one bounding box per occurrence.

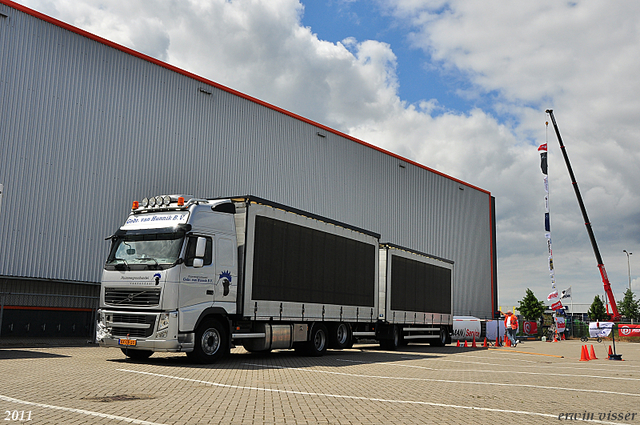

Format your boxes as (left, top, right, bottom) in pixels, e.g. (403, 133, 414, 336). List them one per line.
(413, 357, 640, 373)
(337, 358, 640, 381)
(244, 362, 640, 398)
(117, 369, 629, 425)
(0, 394, 166, 425)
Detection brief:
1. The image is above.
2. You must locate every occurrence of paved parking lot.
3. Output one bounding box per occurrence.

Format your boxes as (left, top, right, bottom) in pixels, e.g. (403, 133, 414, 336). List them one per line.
(1, 339, 640, 424)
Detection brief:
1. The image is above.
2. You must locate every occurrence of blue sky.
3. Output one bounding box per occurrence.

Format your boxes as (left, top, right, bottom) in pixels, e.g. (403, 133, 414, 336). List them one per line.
(13, 0, 640, 312)
(300, 1, 474, 115)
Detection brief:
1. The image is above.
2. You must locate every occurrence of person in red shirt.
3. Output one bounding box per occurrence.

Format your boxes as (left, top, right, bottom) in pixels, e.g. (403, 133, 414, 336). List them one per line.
(504, 311, 518, 347)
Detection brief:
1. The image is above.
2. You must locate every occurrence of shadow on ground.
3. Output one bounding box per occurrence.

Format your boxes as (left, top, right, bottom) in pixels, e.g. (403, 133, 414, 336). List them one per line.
(0, 349, 71, 360)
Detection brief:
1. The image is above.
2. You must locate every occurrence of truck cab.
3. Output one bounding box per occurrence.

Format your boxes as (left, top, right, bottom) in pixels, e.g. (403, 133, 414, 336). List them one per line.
(96, 195, 238, 360)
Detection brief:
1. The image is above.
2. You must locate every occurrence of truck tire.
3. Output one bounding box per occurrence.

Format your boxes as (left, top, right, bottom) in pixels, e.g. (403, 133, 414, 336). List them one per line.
(120, 348, 153, 360)
(303, 323, 328, 356)
(380, 325, 402, 350)
(187, 318, 229, 364)
(329, 323, 353, 349)
(430, 328, 448, 347)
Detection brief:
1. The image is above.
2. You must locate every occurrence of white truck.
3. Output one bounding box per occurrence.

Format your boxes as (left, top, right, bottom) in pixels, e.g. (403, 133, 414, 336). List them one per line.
(96, 195, 453, 363)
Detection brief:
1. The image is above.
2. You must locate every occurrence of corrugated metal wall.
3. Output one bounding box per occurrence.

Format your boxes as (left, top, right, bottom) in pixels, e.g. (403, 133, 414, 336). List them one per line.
(0, 2, 496, 318)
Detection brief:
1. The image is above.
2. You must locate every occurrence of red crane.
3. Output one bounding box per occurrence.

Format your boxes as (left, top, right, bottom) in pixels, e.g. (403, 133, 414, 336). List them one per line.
(545, 110, 621, 322)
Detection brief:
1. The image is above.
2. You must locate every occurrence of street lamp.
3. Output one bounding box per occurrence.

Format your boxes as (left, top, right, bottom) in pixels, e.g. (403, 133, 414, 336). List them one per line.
(623, 250, 632, 291)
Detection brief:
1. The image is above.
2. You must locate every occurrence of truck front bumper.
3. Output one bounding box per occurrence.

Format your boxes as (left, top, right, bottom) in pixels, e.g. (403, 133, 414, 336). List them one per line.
(96, 309, 195, 352)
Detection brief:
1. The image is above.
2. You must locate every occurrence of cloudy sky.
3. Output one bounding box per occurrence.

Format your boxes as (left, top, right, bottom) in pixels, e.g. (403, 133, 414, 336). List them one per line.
(15, 0, 640, 312)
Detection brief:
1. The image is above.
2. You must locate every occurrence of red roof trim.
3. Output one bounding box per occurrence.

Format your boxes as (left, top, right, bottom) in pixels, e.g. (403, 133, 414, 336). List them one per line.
(2, 0, 490, 195)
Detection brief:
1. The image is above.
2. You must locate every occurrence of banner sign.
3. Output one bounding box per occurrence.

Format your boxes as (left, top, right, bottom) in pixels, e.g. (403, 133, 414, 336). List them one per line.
(555, 316, 566, 333)
(619, 324, 640, 337)
(589, 322, 613, 338)
(539, 142, 562, 311)
(523, 321, 538, 335)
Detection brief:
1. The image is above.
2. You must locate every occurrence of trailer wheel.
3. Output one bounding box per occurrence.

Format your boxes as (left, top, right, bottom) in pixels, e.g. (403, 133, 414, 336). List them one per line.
(430, 328, 448, 347)
(303, 323, 328, 356)
(380, 325, 401, 350)
(187, 318, 229, 364)
(329, 323, 352, 349)
(120, 348, 153, 360)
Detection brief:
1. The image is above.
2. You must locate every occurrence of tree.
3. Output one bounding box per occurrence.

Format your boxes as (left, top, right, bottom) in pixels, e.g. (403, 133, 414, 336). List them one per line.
(617, 288, 640, 321)
(587, 295, 608, 321)
(517, 288, 546, 321)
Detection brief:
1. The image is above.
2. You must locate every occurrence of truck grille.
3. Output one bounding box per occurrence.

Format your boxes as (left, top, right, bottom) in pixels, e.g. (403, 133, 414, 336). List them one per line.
(110, 314, 156, 338)
(113, 314, 149, 324)
(105, 288, 161, 306)
(111, 326, 153, 338)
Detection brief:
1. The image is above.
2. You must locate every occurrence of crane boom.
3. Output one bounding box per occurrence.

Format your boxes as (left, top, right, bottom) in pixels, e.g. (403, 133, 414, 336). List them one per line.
(545, 109, 620, 321)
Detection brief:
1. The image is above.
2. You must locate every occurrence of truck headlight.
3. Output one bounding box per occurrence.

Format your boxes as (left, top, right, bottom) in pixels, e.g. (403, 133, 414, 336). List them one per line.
(158, 313, 170, 331)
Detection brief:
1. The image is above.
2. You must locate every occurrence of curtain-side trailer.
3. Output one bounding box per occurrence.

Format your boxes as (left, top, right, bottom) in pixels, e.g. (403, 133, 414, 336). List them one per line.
(96, 195, 453, 363)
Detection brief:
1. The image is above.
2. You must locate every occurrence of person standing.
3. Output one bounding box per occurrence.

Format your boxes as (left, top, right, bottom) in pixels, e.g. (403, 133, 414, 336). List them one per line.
(504, 311, 518, 347)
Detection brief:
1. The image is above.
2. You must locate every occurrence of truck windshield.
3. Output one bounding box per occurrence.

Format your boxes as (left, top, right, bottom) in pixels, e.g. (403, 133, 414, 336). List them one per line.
(105, 233, 185, 271)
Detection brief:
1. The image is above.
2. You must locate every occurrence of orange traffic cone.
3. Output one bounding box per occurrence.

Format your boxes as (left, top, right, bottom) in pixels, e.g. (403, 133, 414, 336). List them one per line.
(589, 345, 598, 360)
(456, 340, 460, 347)
(496, 336, 501, 347)
(464, 340, 468, 348)
(561, 333, 566, 340)
(472, 336, 477, 348)
(505, 336, 511, 347)
(580, 345, 590, 361)
(483, 337, 488, 348)
(553, 332, 559, 343)
(608, 345, 613, 356)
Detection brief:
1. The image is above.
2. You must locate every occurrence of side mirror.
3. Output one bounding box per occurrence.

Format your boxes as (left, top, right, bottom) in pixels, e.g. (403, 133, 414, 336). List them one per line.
(195, 237, 207, 257)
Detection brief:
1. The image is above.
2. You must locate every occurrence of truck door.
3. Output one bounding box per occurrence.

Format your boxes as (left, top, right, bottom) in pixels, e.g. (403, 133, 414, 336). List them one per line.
(179, 235, 215, 330)
(213, 236, 238, 310)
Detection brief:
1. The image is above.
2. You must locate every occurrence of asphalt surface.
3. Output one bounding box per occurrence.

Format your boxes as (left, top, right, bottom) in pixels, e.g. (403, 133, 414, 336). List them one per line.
(1, 339, 639, 424)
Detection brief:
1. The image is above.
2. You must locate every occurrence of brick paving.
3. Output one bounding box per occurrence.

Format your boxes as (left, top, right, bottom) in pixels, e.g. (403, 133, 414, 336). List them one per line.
(1, 339, 639, 424)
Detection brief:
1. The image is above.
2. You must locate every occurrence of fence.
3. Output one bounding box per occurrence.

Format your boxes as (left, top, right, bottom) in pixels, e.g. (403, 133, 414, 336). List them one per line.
(514, 317, 638, 340)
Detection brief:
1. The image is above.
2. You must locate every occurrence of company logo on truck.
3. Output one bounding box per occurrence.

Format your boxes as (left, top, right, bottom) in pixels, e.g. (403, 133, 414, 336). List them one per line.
(122, 211, 189, 229)
(218, 271, 232, 296)
(119, 275, 154, 285)
(182, 275, 213, 283)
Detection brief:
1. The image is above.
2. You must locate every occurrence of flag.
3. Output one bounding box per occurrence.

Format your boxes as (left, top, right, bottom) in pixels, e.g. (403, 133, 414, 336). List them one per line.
(548, 290, 563, 310)
(561, 287, 571, 299)
(539, 144, 548, 175)
(538, 142, 559, 304)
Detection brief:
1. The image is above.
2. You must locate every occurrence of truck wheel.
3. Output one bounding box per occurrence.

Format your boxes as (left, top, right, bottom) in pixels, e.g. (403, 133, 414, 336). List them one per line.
(380, 325, 401, 350)
(430, 328, 448, 347)
(329, 323, 352, 349)
(303, 323, 328, 356)
(120, 348, 153, 360)
(187, 318, 229, 364)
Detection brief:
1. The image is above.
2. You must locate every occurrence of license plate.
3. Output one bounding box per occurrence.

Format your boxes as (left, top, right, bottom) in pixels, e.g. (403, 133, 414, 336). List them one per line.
(118, 338, 137, 347)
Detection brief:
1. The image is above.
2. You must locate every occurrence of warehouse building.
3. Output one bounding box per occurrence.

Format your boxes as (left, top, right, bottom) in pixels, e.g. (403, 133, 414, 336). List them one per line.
(0, 1, 497, 339)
